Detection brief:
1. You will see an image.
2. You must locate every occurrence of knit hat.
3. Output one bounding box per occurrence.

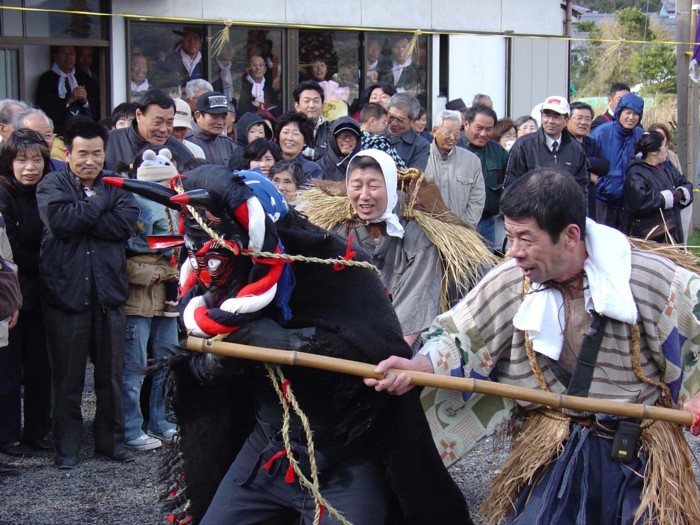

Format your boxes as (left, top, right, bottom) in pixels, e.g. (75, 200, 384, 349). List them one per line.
(136, 148, 178, 183)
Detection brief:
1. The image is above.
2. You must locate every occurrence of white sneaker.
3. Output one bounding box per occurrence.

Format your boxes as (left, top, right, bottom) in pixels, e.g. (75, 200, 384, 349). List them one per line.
(126, 434, 162, 451)
(148, 428, 177, 444)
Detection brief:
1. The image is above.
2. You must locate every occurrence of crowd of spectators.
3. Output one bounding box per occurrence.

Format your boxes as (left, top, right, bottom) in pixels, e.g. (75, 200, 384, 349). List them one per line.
(0, 41, 693, 487)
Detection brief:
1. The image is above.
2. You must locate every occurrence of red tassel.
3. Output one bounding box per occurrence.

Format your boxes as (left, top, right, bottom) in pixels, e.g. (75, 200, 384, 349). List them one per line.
(333, 233, 356, 271)
(284, 463, 296, 483)
(167, 514, 175, 523)
(318, 502, 326, 522)
(281, 380, 292, 404)
(262, 450, 286, 471)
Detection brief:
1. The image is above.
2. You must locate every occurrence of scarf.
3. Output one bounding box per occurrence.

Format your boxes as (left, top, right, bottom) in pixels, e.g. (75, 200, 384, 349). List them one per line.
(346, 149, 404, 239)
(512, 218, 637, 360)
(51, 63, 78, 99)
(246, 74, 265, 103)
(392, 58, 412, 85)
(180, 50, 202, 77)
(217, 61, 233, 100)
(130, 78, 149, 93)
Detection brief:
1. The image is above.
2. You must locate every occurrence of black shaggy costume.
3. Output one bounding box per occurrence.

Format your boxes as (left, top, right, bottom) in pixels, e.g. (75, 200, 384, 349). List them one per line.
(142, 166, 472, 525)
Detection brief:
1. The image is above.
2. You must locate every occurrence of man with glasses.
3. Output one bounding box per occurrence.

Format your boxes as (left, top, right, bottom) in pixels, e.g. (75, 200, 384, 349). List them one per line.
(424, 110, 484, 227)
(505, 95, 589, 200)
(567, 102, 610, 219)
(462, 104, 509, 250)
(385, 93, 430, 170)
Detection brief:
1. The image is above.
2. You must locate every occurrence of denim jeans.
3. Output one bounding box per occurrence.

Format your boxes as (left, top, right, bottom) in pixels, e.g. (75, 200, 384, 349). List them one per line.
(122, 316, 178, 441)
(477, 215, 496, 251)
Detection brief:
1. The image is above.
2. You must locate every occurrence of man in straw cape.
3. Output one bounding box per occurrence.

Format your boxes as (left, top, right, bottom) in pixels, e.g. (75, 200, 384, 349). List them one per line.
(366, 167, 700, 524)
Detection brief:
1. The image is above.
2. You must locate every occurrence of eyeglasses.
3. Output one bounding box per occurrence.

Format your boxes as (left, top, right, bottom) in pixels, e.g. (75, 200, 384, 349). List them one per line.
(387, 114, 408, 126)
(437, 127, 461, 138)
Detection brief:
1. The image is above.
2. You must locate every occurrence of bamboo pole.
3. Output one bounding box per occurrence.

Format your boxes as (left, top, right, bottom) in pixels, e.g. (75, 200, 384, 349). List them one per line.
(187, 336, 694, 427)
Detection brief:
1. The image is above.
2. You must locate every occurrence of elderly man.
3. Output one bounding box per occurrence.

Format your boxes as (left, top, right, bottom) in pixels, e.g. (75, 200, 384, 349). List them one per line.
(293, 80, 330, 161)
(184, 78, 214, 115)
(385, 93, 430, 170)
(105, 89, 193, 169)
(35, 46, 99, 135)
(591, 82, 630, 130)
(186, 91, 238, 166)
(36, 118, 139, 469)
(567, 102, 610, 219)
(461, 104, 509, 250)
(424, 110, 484, 228)
(505, 96, 589, 199)
(367, 168, 700, 525)
(0, 99, 28, 146)
(13, 108, 65, 171)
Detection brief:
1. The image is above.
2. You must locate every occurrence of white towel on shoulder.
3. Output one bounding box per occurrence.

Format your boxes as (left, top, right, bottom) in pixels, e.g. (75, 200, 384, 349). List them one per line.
(512, 219, 638, 360)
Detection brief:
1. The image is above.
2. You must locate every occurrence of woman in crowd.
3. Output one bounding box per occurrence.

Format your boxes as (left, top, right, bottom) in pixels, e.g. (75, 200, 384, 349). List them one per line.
(366, 82, 397, 110)
(228, 112, 273, 170)
(411, 108, 432, 142)
(337, 149, 441, 347)
(624, 130, 692, 244)
(242, 138, 281, 177)
(648, 122, 681, 171)
(493, 118, 516, 151)
(514, 115, 538, 138)
(316, 116, 362, 181)
(0, 129, 53, 457)
(268, 159, 305, 204)
(274, 111, 322, 180)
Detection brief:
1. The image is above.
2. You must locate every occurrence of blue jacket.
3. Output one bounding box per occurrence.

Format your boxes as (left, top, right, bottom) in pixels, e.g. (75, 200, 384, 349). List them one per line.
(590, 93, 645, 205)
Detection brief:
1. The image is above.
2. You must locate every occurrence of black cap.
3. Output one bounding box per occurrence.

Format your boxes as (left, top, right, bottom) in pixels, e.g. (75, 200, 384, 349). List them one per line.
(445, 98, 467, 112)
(196, 91, 232, 115)
(333, 121, 361, 139)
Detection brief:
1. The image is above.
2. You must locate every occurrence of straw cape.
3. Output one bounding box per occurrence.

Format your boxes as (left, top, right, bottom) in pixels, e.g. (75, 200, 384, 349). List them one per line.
(295, 168, 497, 311)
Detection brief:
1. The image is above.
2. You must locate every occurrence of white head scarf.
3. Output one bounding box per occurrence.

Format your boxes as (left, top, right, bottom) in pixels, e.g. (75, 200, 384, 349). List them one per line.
(346, 149, 404, 238)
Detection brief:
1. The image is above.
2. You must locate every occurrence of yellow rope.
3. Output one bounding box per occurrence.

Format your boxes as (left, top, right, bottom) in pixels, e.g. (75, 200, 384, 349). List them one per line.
(1, 5, 696, 47)
(264, 364, 352, 525)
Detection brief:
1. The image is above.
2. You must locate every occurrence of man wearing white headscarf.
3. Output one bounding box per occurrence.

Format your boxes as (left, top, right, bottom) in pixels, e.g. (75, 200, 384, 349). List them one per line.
(338, 149, 442, 346)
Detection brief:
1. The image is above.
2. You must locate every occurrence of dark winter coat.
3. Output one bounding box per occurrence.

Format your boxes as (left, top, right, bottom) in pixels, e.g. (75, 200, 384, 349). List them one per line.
(624, 159, 692, 244)
(315, 116, 361, 181)
(0, 177, 43, 310)
(505, 127, 589, 200)
(105, 119, 194, 170)
(186, 122, 240, 167)
(36, 167, 139, 312)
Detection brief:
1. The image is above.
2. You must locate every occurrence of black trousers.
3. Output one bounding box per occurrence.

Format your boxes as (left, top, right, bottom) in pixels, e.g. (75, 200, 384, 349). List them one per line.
(44, 302, 127, 458)
(0, 310, 51, 443)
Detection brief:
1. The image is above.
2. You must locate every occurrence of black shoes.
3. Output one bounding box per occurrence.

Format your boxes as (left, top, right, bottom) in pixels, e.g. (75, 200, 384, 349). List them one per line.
(0, 462, 19, 476)
(54, 456, 78, 469)
(0, 442, 35, 458)
(95, 449, 135, 463)
(24, 436, 54, 452)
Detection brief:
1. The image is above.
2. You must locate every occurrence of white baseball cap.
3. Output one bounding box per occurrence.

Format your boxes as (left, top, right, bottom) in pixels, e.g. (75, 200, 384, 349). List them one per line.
(174, 98, 193, 130)
(540, 96, 570, 115)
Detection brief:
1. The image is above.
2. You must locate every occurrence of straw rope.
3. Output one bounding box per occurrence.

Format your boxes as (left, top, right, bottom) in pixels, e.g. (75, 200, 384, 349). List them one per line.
(264, 364, 352, 525)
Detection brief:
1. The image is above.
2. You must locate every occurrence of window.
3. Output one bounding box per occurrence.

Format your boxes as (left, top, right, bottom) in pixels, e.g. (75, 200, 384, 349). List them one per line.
(129, 23, 208, 100)
(24, 0, 105, 39)
(207, 27, 284, 116)
(366, 32, 429, 108)
(0, 49, 19, 99)
(298, 30, 361, 116)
